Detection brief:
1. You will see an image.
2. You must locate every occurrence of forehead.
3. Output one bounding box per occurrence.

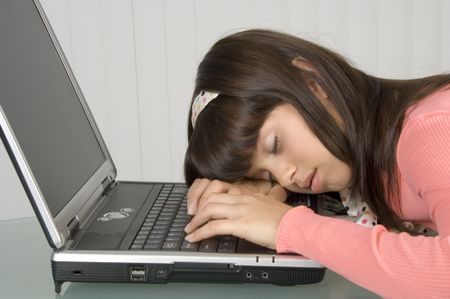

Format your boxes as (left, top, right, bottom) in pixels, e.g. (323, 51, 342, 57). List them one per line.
(259, 103, 299, 135)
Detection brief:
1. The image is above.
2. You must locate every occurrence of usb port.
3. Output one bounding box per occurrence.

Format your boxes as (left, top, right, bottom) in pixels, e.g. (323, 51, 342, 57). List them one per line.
(130, 266, 146, 281)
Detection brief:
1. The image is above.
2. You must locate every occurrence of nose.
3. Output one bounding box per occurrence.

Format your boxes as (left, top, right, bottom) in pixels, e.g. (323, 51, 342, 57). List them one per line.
(273, 161, 296, 188)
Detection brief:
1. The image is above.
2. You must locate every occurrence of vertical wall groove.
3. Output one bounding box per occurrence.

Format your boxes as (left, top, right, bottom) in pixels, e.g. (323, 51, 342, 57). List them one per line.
(130, 0, 144, 179)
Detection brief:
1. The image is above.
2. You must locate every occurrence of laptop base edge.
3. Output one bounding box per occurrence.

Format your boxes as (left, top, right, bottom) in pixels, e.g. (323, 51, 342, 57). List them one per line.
(52, 260, 325, 293)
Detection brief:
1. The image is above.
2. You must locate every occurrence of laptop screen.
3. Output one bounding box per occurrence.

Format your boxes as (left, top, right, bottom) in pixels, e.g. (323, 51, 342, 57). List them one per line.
(0, 0, 106, 216)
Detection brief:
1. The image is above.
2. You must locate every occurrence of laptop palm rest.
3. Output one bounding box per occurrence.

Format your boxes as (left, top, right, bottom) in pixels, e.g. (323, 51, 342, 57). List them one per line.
(71, 182, 154, 250)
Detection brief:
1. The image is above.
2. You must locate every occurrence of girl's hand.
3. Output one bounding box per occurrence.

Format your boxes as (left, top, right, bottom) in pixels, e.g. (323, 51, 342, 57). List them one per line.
(187, 178, 287, 215)
(184, 188, 292, 250)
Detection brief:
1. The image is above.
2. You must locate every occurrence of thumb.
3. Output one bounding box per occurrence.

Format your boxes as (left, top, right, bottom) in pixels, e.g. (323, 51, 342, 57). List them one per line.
(267, 184, 288, 202)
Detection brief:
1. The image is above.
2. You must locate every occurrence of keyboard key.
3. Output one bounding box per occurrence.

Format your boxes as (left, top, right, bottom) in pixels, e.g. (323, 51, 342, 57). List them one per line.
(199, 238, 218, 252)
(170, 223, 186, 229)
(136, 233, 148, 239)
(218, 236, 237, 253)
(172, 187, 186, 194)
(170, 230, 183, 235)
(151, 228, 167, 235)
(144, 243, 161, 250)
(145, 238, 162, 244)
(181, 240, 199, 252)
(153, 224, 168, 230)
(155, 220, 170, 226)
(131, 243, 144, 250)
(166, 238, 182, 243)
(148, 233, 165, 240)
(133, 239, 146, 244)
(162, 241, 180, 250)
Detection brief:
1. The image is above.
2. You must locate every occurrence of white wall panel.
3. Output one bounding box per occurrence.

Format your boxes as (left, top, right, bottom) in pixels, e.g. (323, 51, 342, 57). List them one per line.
(164, 0, 197, 181)
(288, 0, 319, 39)
(411, 0, 443, 77)
(250, 0, 290, 30)
(132, 0, 172, 182)
(222, 0, 256, 32)
(442, 0, 450, 72)
(1, 0, 450, 220)
(100, 0, 142, 180)
(67, 0, 109, 141)
(194, 1, 229, 65)
(378, 0, 413, 78)
(317, 0, 349, 54)
(347, 0, 379, 75)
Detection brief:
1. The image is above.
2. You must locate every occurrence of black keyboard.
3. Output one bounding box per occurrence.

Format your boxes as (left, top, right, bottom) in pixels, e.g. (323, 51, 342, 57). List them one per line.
(130, 183, 273, 254)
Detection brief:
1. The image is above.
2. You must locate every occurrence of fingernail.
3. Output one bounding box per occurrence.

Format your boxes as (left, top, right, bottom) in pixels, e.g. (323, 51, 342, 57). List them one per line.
(187, 204, 195, 215)
(184, 223, 191, 233)
(185, 234, 193, 242)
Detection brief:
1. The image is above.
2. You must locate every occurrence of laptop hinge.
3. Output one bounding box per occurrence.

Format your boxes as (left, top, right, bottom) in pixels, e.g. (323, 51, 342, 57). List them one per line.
(102, 175, 117, 195)
(66, 215, 80, 239)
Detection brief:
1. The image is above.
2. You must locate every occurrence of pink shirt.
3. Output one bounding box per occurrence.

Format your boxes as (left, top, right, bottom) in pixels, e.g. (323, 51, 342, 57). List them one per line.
(276, 86, 450, 298)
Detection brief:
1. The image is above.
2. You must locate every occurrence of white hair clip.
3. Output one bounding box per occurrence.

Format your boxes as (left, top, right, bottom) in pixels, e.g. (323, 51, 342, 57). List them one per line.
(191, 90, 219, 128)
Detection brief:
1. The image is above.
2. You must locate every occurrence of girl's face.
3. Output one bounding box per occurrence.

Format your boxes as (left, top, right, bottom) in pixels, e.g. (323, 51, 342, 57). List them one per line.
(245, 103, 352, 194)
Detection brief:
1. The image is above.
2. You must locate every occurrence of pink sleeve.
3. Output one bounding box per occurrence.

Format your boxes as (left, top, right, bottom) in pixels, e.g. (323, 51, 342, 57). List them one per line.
(276, 113, 450, 298)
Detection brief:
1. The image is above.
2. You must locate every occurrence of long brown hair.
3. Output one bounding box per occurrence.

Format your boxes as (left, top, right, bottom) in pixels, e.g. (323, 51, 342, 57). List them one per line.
(184, 29, 450, 232)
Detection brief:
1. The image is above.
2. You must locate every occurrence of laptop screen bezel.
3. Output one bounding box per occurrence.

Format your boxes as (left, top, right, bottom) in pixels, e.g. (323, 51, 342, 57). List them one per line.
(0, 0, 118, 249)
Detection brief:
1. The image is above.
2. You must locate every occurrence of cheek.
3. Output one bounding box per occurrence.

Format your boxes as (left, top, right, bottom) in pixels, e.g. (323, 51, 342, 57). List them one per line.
(287, 128, 328, 162)
(337, 163, 352, 188)
(288, 140, 327, 166)
(324, 160, 352, 191)
(285, 145, 306, 165)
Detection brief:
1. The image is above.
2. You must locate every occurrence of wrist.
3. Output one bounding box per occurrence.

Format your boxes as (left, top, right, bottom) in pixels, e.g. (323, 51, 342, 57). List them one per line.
(276, 205, 313, 253)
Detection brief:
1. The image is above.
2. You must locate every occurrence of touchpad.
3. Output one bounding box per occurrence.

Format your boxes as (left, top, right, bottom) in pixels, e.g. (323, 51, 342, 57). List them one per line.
(76, 233, 124, 250)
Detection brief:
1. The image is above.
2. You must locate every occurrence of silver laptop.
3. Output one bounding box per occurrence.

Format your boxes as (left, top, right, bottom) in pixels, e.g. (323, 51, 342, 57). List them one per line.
(0, 0, 325, 293)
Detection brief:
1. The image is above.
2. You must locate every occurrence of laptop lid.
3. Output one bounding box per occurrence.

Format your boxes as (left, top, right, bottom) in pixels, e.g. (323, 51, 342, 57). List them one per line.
(0, 0, 118, 249)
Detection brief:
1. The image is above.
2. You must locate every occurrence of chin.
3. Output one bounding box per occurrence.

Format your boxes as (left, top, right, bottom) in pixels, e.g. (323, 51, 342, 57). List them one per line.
(286, 186, 316, 194)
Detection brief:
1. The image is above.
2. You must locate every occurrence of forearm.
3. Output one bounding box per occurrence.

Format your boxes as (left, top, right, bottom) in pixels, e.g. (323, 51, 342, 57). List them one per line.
(277, 206, 450, 298)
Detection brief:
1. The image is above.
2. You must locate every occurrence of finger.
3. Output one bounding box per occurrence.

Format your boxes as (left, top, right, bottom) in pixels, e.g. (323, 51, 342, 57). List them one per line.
(187, 178, 208, 203)
(196, 191, 247, 215)
(267, 184, 288, 201)
(199, 192, 243, 207)
(185, 219, 236, 243)
(185, 201, 239, 234)
(228, 187, 243, 195)
(187, 178, 211, 215)
(185, 202, 234, 234)
(197, 180, 231, 211)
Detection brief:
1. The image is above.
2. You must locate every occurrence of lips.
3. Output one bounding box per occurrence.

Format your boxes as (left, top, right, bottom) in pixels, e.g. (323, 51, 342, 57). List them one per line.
(301, 169, 316, 189)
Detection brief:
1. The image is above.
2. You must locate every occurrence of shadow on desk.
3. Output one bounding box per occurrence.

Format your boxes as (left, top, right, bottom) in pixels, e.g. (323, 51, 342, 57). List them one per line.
(0, 217, 379, 299)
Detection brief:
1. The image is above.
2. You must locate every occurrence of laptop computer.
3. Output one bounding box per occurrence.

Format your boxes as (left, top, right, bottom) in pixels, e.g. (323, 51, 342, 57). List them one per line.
(0, 0, 325, 293)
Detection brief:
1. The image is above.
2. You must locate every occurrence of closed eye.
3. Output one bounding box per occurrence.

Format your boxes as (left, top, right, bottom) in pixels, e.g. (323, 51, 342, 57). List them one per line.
(268, 136, 280, 183)
(272, 136, 280, 154)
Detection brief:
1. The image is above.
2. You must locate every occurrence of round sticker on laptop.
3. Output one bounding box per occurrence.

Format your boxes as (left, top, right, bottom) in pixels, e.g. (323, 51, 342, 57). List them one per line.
(97, 208, 134, 222)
